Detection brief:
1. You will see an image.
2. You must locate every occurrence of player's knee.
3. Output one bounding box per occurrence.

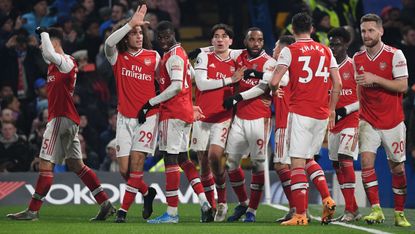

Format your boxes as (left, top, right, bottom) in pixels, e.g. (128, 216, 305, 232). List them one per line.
(66, 159, 84, 173)
(274, 162, 288, 172)
(164, 154, 178, 166)
(390, 161, 405, 175)
(251, 159, 265, 173)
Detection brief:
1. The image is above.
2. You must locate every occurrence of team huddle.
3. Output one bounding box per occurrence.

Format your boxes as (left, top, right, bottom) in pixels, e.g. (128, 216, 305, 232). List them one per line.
(6, 4, 411, 227)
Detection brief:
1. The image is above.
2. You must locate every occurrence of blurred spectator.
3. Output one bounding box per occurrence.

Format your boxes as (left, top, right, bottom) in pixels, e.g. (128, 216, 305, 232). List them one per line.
(21, 0, 57, 35)
(0, 14, 13, 46)
(81, 0, 99, 22)
(0, 108, 13, 123)
(0, 0, 20, 20)
(57, 15, 77, 54)
(28, 121, 46, 172)
(400, 0, 415, 25)
(78, 111, 99, 153)
(0, 28, 47, 100)
(96, 27, 116, 94)
(312, 10, 331, 45)
(70, 3, 87, 35)
(78, 19, 101, 63)
(98, 109, 116, 161)
(312, 0, 354, 28)
(99, 138, 119, 172)
(50, 0, 77, 18)
(79, 133, 100, 170)
(28, 78, 48, 117)
(0, 84, 14, 102)
(149, 0, 180, 28)
(0, 121, 32, 172)
(381, 6, 404, 47)
(29, 107, 47, 140)
(99, 2, 126, 37)
(1, 94, 29, 134)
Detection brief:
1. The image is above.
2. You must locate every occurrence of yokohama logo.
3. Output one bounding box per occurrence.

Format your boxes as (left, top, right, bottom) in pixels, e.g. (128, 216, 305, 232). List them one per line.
(0, 181, 26, 200)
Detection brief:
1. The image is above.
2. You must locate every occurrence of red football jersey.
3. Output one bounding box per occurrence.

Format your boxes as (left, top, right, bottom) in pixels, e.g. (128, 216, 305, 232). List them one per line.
(112, 49, 159, 118)
(278, 38, 337, 119)
(274, 73, 290, 129)
(158, 44, 193, 123)
(233, 50, 276, 120)
(353, 44, 408, 129)
(194, 51, 235, 123)
(331, 57, 359, 133)
(46, 56, 80, 125)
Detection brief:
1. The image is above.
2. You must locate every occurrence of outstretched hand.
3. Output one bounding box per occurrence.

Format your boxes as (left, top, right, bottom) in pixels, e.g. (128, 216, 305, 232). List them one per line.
(128, 5, 149, 28)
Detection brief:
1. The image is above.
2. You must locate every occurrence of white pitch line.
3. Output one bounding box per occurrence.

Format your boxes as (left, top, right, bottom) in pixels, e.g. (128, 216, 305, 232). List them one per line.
(267, 203, 392, 234)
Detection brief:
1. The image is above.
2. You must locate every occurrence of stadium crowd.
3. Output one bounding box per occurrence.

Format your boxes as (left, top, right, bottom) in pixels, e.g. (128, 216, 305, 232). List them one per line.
(0, 0, 414, 174)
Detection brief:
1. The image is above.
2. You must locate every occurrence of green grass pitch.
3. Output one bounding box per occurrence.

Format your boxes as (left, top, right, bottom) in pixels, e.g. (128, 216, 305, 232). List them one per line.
(1, 203, 414, 234)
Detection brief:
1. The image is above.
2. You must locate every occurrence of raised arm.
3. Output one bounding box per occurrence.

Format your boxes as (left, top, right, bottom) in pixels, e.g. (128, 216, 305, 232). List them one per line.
(38, 29, 74, 73)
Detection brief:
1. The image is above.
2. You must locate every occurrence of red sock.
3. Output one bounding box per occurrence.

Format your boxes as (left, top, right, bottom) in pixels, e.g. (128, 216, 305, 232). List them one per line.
(77, 165, 108, 204)
(291, 167, 308, 215)
(249, 171, 264, 210)
(276, 168, 293, 208)
(392, 171, 407, 211)
(165, 165, 180, 207)
(121, 171, 148, 211)
(340, 159, 357, 212)
(201, 172, 216, 209)
(180, 160, 204, 195)
(215, 172, 227, 204)
(28, 170, 54, 211)
(306, 159, 330, 200)
(121, 174, 129, 181)
(361, 167, 379, 205)
(228, 167, 248, 203)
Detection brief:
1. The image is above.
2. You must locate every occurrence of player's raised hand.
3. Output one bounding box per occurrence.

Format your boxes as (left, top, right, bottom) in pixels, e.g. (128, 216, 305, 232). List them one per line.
(223, 94, 243, 110)
(35, 26, 47, 35)
(231, 67, 246, 83)
(243, 69, 264, 80)
(128, 4, 149, 28)
(137, 101, 153, 124)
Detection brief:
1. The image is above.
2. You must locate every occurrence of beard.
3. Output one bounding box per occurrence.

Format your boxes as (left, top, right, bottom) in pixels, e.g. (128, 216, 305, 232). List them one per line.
(364, 37, 380, 48)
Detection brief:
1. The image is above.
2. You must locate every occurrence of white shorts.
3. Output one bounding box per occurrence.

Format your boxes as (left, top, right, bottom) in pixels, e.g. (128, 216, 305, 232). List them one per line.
(288, 112, 328, 159)
(273, 128, 291, 164)
(328, 127, 359, 161)
(116, 113, 159, 157)
(225, 116, 271, 160)
(39, 117, 82, 164)
(159, 119, 192, 154)
(359, 120, 406, 162)
(190, 119, 231, 151)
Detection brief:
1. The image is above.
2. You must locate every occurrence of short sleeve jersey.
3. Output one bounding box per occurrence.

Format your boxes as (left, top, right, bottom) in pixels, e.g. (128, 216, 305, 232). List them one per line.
(331, 57, 359, 133)
(46, 55, 80, 125)
(112, 49, 160, 118)
(277, 38, 338, 119)
(194, 51, 236, 123)
(353, 44, 408, 129)
(233, 50, 277, 120)
(158, 44, 193, 123)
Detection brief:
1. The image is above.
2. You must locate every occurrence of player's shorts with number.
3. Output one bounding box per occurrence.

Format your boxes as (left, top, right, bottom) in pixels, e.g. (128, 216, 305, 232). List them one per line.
(159, 118, 192, 154)
(288, 112, 328, 159)
(190, 119, 231, 151)
(359, 120, 406, 162)
(225, 116, 270, 160)
(39, 117, 82, 164)
(273, 128, 291, 164)
(328, 127, 358, 161)
(116, 112, 159, 157)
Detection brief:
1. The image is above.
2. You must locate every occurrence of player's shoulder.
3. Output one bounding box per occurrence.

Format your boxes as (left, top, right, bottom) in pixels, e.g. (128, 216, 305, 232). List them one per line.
(352, 50, 366, 60)
(383, 44, 399, 54)
(141, 48, 159, 56)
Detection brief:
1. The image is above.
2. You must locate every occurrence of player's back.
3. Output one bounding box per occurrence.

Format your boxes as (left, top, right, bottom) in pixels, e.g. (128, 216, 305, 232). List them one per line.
(285, 39, 334, 119)
(46, 55, 80, 125)
(158, 44, 193, 123)
(112, 49, 159, 118)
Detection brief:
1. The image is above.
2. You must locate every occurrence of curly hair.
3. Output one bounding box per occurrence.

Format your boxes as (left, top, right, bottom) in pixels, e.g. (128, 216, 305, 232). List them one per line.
(111, 19, 152, 53)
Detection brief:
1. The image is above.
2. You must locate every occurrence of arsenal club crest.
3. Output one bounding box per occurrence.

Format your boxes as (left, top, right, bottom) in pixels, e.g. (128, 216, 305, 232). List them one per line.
(342, 72, 351, 80)
(379, 62, 387, 71)
(144, 58, 151, 66)
(252, 64, 258, 70)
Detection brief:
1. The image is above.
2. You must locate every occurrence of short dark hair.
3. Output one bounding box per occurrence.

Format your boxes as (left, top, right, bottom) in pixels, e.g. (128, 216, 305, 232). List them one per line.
(113, 2, 127, 13)
(292, 12, 313, 34)
(360, 13, 382, 26)
(48, 27, 64, 41)
(210, 23, 234, 39)
(328, 27, 351, 44)
(156, 20, 175, 34)
(402, 25, 415, 36)
(278, 35, 295, 45)
(245, 27, 262, 38)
